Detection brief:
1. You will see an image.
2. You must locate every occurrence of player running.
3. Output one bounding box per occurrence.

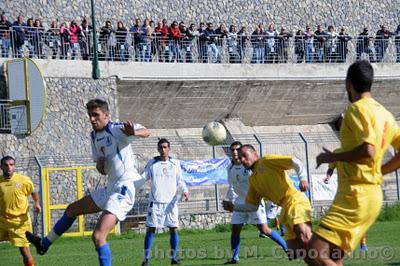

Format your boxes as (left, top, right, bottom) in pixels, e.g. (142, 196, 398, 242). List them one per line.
(26, 99, 150, 266)
(308, 60, 400, 265)
(224, 141, 287, 264)
(223, 144, 311, 260)
(141, 138, 189, 266)
(0, 156, 41, 266)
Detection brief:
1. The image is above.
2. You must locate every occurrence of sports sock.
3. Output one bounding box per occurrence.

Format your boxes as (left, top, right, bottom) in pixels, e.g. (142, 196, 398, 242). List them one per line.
(231, 235, 240, 261)
(23, 258, 34, 266)
(170, 231, 179, 260)
(144, 231, 155, 260)
(268, 230, 288, 251)
(96, 242, 112, 266)
(43, 212, 76, 248)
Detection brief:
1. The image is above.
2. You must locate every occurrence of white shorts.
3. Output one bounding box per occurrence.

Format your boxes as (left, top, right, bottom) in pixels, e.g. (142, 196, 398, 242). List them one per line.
(266, 202, 282, 220)
(91, 177, 145, 221)
(146, 201, 179, 228)
(231, 203, 267, 225)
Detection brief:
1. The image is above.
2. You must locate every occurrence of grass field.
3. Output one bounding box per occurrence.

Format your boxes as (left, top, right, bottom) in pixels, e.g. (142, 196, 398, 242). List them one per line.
(0, 221, 399, 266)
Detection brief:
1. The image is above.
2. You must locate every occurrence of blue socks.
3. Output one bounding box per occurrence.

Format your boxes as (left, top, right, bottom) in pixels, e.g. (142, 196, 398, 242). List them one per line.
(268, 230, 288, 251)
(170, 231, 179, 260)
(231, 235, 240, 261)
(96, 243, 112, 266)
(144, 231, 155, 260)
(43, 212, 76, 249)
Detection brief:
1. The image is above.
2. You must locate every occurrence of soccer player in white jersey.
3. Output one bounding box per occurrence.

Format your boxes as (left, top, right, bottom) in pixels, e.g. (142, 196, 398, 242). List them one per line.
(26, 99, 150, 266)
(224, 141, 287, 264)
(141, 138, 189, 266)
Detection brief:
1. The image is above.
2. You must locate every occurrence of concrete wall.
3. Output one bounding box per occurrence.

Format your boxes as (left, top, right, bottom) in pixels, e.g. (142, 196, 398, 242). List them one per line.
(1, 0, 399, 36)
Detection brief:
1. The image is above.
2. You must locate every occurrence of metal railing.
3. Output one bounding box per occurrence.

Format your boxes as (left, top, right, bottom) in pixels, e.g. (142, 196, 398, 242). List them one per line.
(0, 100, 11, 133)
(1, 28, 400, 63)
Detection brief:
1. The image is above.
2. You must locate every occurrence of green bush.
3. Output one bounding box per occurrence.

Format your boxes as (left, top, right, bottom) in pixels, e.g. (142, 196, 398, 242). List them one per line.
(377, 202, 400, 222)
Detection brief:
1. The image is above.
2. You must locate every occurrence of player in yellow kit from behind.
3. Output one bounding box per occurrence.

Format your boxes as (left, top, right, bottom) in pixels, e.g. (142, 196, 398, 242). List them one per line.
(223, 144, 312, 260)
(307, 60, 400, 266)
(0, 156, 41, 266)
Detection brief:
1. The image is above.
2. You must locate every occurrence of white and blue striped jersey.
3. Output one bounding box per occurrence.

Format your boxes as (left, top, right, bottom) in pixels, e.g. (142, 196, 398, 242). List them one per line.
(226, 163, 252, 204)
(144, 157, 188, 203)
(91, 121, 144, 186)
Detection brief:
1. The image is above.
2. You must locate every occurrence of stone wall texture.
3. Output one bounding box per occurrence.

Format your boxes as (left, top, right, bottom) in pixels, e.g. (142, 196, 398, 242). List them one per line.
(0, 0, 399, 36)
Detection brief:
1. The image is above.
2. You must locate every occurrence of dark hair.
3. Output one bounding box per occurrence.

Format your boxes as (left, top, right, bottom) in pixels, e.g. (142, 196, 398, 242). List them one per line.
(86, 99, 109, 112)
(158, 138, 170, 148)
(346, 60, 374, 93)
(240, 144, 257, 152)
(230, 141, 242, 149)
(1, 156, 15, 165)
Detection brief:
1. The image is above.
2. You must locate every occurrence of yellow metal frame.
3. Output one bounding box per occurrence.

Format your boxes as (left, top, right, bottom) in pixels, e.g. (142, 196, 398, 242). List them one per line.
(43, 166, 117, 236)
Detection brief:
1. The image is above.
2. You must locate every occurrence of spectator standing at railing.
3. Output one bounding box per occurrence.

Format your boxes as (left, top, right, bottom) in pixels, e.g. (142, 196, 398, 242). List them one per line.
(294, 29, 305, 63)
(215, 23, 228, 63)
(356, 27, 371, 61)
(32, 19, 45, 59)
(185, 23, 198, 63)
(314, 24, 327, 62)
(80, 16, 92, 60)
(141, 19, 152, 62)
(375, 25, 393, 62)
(264, 23, 278, 63)
(59, 22, 71, 59)
(395, 25, 400, 63)
(205, 23, 219, 63)
(12, 15, 27, 58)
(227, 24, 240, 63)
(338, 27, 352, 63)
(326, 25, 338, 63)
(154, 21, 163, 62)
(99, 21, 114, 60)
(198, 22, 208, 63)
(69, 20, 82, 60)
(237, 26, 248, 63)
(179, 22, 191, 63)
(130, 18, 143, 62)
(251, 26, 264, 64)
(45, 20, 60, 59)
(0, 13, 12, 58)
(278, 26, 292, 63)
(304, 26, 315, 63)
(168, 21, 183, 63)
(115, 21, 128, 62)
(25, 18, 35, 58)
(149, 20, 157, 62)
(159, 19, 169, 62)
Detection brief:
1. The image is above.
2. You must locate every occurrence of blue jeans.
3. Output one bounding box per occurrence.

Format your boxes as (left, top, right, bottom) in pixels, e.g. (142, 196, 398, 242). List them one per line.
(251, 47, 264, 63)
(208, 43, 218, 63)
(1, 38, 10, 57)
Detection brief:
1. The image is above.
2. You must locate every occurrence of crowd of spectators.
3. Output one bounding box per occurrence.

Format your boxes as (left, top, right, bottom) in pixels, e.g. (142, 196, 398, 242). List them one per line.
(1, 13, 400, 63)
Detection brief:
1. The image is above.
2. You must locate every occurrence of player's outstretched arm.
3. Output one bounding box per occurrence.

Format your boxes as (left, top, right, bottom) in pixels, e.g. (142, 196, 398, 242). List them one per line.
(382, 153, 400, 175)
(316, 144, 374, 168)
(120, 121, 151, 138)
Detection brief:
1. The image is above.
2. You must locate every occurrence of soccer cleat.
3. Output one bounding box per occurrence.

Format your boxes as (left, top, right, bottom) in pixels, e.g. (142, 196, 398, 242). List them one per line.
(224, 259, 238, 264)
(360, 243, 368, 251)
(141, 259, 150, 266)
(171, 259, 180, 265)
(25, 232, 48, 255)
(258, 232, 268, 238)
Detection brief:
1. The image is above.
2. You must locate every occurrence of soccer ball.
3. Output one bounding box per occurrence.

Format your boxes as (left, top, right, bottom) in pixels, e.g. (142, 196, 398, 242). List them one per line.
(202, 121, 227, 146)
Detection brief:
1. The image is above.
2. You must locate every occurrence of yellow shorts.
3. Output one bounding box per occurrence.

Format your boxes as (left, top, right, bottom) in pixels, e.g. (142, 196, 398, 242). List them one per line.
(0, 214, 32, 247)
(314, 184, 382, 251)
(280, 191, 312, 240)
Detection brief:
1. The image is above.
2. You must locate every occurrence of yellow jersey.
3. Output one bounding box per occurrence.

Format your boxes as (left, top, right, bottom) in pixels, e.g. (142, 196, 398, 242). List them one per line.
(246, 154, 299, 206)
(0, 173, 34, 219)
(337, 97, 400, 185)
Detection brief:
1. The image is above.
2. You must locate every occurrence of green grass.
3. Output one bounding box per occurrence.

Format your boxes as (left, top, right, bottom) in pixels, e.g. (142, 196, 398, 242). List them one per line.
(1, 221, 399, 266)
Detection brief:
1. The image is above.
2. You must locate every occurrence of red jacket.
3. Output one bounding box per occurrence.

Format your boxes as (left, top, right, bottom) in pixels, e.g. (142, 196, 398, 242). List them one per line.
(169, 26, 181, 40)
